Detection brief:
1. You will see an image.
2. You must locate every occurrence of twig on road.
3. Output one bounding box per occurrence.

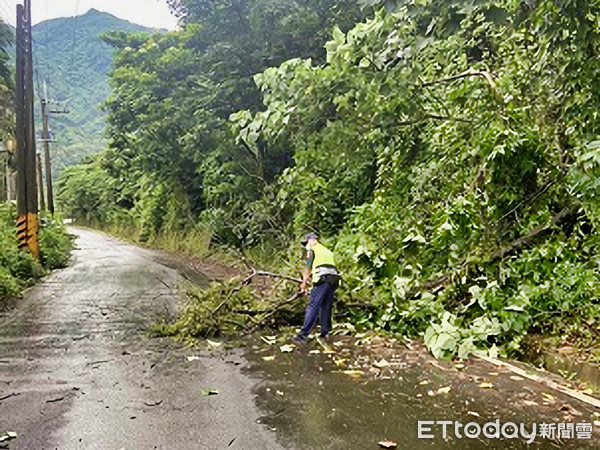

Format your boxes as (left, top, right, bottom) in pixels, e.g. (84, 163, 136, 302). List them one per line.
(0, 392, 20, 402)
(143, 400, 163, 407)
(86, 359, 113, 366)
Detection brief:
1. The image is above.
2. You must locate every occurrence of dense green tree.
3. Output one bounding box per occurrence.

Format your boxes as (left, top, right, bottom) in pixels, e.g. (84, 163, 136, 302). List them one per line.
(232, 0, 600, 357)
(0, 20, 13, 138)
(58, 0, 600, 357)
(80, 0, 374, 242)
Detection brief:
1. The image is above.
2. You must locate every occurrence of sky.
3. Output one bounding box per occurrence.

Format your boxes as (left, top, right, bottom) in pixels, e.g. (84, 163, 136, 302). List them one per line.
(0, 0, 179, 30)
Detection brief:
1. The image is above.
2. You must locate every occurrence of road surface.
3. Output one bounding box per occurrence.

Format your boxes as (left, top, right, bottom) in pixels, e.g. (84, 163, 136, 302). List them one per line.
(0, 228, 281, 449)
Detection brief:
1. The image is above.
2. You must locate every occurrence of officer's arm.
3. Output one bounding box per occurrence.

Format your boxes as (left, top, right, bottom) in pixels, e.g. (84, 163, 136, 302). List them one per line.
(300, 250, 313, 293)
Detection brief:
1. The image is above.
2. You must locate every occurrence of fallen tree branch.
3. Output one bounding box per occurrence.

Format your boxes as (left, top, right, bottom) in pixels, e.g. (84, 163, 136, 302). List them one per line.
(213, 269, 301, 316)
(243, 292, 305, 335)
(242, 269, 302, 285)
(490, 204, 579, 261)
(421, 203, 580, 291)
(421, 69, 500, 98)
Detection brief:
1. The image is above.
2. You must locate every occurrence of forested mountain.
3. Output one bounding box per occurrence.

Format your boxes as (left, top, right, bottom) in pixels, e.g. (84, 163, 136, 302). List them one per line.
(32, 9, 155, 173)
(58, 0, 600, 359)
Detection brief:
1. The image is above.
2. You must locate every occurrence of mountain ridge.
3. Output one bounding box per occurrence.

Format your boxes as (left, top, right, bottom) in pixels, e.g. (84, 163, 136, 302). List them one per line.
(31, 9, 157, 174)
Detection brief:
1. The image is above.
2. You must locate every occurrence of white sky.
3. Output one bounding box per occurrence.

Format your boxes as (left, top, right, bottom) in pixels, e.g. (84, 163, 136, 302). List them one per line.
(0, 0, 179, 30)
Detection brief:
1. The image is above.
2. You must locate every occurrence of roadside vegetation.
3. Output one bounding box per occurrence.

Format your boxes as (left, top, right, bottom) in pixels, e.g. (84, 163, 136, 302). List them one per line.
(0, 19, 74, 301)
(0, 204, 73, 299)
(58, 0, 600, 360)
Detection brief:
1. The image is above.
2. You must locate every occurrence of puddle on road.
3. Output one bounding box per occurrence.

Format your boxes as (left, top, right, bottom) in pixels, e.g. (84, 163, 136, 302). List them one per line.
(243, 338, 598, 449)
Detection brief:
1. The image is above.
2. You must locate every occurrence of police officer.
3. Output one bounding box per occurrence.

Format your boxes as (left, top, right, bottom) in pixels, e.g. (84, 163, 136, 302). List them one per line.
(294, 233, 339, 343)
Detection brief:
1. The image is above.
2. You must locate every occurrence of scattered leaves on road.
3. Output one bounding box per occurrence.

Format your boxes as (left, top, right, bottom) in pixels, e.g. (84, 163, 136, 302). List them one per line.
(342, 370, 364, 378)
(207, 339, 222, 347)
(373, 359, 390, 369)
(279, 344, 295, 353)
(0, 431, 16, 443)
(261, 336, 276, 345)
(541, 392, 556, 404)
(200, 387, 220, 396)
(559, 404, 582, 416)
(478, 382, 494, 389)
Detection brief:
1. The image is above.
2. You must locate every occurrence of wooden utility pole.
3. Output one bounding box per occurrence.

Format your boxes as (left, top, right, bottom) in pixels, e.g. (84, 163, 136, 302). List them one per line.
(39, 98, 67, 215)
(15, 0, 39, 259)
(36, 153, 45, 211)
(41, 99, 53, 214)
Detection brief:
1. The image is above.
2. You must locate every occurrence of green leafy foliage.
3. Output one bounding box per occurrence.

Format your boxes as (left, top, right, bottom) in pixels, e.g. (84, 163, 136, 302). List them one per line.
(59, 0, 374, 245)
(231, 0, 600, 358)
(0, 203, 74, 299)
(153, 281, 257, 345)
(59, 1, 600, 358)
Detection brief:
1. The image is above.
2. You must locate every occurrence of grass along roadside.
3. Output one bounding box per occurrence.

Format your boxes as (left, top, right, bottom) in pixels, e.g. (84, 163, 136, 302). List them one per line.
(0, 203, 74, 300)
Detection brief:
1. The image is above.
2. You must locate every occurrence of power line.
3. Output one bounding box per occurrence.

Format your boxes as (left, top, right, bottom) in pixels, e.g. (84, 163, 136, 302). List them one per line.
(66, 0, 81, 104)
(44, 0, 48, 49)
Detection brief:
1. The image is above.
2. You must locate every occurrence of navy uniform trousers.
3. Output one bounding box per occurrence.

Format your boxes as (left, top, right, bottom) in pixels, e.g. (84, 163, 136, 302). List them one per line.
(298, 279, 336, 339)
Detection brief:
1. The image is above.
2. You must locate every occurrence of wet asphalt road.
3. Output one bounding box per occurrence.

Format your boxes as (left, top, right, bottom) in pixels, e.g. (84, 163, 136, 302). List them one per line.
(0, 228, 281, 450)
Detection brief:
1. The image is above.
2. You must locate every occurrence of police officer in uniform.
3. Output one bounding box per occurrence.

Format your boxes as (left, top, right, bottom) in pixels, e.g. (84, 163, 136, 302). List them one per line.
(294, 233, 340, 343)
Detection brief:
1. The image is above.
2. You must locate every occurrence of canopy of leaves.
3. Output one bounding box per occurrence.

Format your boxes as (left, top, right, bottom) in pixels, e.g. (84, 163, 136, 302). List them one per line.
(58, 0, 600, 358)
(0, 19, 13, 140)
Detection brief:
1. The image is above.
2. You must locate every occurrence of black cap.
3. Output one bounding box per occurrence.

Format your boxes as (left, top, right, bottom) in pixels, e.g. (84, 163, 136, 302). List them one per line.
(301, 232, 318, 245)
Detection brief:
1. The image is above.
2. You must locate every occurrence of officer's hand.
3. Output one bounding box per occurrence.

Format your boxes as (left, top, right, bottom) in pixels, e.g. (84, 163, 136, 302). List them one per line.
(299, 282, 307, 295)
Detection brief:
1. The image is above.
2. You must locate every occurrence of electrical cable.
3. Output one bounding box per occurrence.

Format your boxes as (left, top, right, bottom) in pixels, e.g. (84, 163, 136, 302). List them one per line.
(66, 0, 81, 105)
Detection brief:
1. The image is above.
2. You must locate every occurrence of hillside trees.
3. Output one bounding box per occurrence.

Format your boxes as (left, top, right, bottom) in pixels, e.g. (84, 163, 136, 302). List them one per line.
(0, 19, 14, 205)
(232, 0, 600, 357)
(32, 10, 155, 173)
(0, 20, 13, 138)
(58, 0, 374, 243)
(58, 0, 600, 357)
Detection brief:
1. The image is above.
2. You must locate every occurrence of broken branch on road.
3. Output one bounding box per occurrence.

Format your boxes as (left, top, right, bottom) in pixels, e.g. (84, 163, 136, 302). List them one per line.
(153, 267, 310, 340)
(0, 392, 20, 402)
(143, 400, 163, 407)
